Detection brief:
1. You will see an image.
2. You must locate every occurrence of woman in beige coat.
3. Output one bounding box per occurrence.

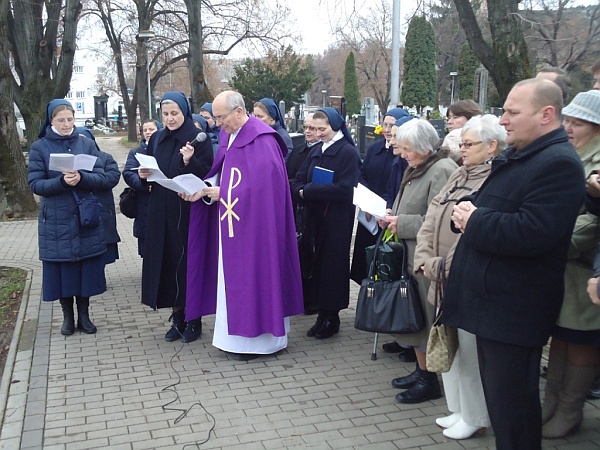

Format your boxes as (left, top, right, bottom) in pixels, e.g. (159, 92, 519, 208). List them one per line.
(380, 119, 457, 404)
(542, 90, 600, 439)
(414, 115, 506, 440)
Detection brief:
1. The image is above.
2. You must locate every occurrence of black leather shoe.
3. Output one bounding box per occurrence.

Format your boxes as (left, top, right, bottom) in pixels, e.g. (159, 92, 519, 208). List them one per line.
(395, 372, 442, 404)
(315, 318, 340, 339)
(229, 353, 260, 362)
(181, 318, 202, 343)
(391, 369, 419, 389)
(382, 341, 402, 353)
(398, 347, 417, 363)
(307, 316, 326, 337)
(165, 310, 186, 342)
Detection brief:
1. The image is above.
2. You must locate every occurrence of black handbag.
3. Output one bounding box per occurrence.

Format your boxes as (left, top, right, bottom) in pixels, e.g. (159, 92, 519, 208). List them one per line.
(119, 187, 137, 219)
(355, 230, 425, 334)
(72, 191, 102, 229)
(364, 229, 403, 281)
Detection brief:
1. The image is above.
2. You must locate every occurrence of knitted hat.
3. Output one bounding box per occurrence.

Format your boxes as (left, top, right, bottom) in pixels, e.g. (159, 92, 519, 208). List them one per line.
(563, 90, 600, 125)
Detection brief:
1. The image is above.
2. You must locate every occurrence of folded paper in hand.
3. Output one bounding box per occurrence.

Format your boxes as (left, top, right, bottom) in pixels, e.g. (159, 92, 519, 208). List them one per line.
(49, 154, 97, 172)
(154, 174, 208, 196)
(133, 154, 207, 195)
(353, 183, 387, 219)
(312, 166, 334, 184)
(133, 154, 167, 180)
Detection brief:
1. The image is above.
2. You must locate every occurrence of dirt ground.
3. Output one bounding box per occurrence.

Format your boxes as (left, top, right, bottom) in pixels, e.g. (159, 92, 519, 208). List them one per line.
(0, 267, 25, 380)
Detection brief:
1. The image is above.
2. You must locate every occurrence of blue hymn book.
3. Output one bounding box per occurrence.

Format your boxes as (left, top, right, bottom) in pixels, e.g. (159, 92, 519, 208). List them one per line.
(312, 166, 334, 184)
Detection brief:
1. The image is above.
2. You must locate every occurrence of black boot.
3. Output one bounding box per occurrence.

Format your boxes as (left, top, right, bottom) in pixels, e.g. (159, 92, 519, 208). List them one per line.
(76, 296, 97, 334)
(59, 297, 75, 336)
(165, 309, 186, 342)
(314, 315, 340, 339)
(307, 315, 326, 337)
(392, 362, 419, 389)
(181, 317, 202, 343)
(395, 368, 442, 404)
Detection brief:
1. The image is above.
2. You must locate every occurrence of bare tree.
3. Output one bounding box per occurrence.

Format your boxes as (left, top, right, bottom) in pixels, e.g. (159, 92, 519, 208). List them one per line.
(0, 0, 82, 216)
(332, 0, 395, 109)
(521, 0, 600, 71)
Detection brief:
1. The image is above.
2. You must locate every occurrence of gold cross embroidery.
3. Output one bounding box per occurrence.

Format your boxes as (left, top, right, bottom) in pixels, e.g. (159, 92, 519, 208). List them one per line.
(220, 167, 242, 237)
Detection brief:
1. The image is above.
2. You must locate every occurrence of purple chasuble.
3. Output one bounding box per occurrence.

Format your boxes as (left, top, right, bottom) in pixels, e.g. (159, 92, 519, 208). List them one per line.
(186, 117, 304, 337)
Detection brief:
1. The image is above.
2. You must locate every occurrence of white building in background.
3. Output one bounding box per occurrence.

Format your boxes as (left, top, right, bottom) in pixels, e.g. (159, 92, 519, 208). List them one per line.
(16, 50, 124, 135)
(65, 51, 125, 126)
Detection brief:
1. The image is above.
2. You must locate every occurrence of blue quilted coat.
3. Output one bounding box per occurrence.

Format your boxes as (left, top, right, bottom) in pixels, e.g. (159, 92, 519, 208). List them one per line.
(28, 128, 110, 262)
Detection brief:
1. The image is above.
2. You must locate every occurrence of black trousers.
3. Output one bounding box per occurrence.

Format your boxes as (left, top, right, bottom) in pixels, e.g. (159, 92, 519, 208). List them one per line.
(476, 337, 543, 450)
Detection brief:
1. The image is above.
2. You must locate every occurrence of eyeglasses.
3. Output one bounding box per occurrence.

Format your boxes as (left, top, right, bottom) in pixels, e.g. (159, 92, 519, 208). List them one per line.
(306, 126, 317, 132)
(458, 141, 482, 149)
(214, 109, 237, 123)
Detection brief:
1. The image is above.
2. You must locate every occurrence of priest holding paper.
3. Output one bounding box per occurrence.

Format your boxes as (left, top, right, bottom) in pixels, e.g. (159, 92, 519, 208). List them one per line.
(182, 91, 304, 361)
(138, 92, 213, 344)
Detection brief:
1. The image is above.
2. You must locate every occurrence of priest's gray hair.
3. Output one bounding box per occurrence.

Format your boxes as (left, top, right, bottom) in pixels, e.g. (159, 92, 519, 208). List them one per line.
(223, 91, 246, 113)
(395, 118, 440, 155)
(462, 114, 507, 156)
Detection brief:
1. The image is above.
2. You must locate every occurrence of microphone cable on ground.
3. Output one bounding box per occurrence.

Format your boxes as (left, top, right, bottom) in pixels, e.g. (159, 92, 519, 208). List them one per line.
(159, 188, 216, 448)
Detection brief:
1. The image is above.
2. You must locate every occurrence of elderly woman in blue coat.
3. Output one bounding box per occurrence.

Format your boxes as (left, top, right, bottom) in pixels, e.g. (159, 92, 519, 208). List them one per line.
(28, 99, 112, 336)
(253, 98, 293, 156)
(350, 107, 410, 285)
(291, 107, 361, 339)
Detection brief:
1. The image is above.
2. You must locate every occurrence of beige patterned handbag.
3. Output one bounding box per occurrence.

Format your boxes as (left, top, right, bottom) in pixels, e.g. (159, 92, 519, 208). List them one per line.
(426, 258, 458, 373)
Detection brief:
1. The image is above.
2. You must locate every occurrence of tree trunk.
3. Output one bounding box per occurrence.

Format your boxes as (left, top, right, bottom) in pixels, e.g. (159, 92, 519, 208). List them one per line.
(185, 0, 212, 111)
(0, 88, 37, 218)
(453, 0, 531, 103)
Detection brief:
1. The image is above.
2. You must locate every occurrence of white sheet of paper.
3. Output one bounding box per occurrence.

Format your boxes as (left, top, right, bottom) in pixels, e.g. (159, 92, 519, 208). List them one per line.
(133, 153, 168, 181)
(49, 154, 97, 172)
(155, 174, 208, 195)
(353, 183, 387, 219)
(357, 209, 379, 235)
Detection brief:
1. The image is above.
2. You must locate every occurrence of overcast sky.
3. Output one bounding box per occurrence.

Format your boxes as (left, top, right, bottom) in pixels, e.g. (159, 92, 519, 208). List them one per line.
(286, 0, 599, 55)
(287, 0, 419, 55)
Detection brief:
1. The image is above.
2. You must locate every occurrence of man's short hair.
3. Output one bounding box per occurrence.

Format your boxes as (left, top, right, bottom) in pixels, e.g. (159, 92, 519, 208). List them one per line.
(537, 66, 571, 103)
(222, 91, 245, 113)
(514, 78, 564, 117)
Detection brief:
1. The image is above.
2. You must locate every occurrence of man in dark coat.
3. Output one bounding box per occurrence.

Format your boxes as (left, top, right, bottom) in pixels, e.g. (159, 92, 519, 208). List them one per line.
(442, 78, 585, 449)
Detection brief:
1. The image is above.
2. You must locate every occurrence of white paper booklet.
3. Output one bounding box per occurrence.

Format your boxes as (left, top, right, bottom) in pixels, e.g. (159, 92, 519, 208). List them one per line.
(353, 183, 387, 219)
(155, 174, 208, 195)
(49, 153, 97, 172)
(133, 153, 167, 181)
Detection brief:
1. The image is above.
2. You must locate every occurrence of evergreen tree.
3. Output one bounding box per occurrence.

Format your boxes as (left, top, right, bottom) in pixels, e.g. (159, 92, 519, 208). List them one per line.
(401, 15, 437, 114)
(230, 46, 316, 109)
(344, 52, 361, 116)
(457, 43, 480, 101)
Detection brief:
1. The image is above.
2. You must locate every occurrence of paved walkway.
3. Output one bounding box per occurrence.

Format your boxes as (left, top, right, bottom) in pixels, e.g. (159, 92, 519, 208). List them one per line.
(0, 136, 598, 449)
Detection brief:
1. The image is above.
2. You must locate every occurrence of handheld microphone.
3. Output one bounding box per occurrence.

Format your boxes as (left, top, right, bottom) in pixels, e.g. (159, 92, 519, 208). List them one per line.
(190, 132, 207, 146)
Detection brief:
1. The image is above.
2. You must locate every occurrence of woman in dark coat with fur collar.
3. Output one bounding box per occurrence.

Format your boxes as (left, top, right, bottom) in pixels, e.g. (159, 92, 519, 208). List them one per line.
(138, 92, 213, 343)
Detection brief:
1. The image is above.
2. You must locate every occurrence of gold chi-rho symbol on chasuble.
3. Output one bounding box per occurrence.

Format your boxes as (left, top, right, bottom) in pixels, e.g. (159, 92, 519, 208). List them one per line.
(220, 167, 241, 238)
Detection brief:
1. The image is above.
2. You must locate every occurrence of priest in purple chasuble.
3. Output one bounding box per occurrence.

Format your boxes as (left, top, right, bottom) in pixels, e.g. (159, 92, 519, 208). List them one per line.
(182, 90, 304, 361)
